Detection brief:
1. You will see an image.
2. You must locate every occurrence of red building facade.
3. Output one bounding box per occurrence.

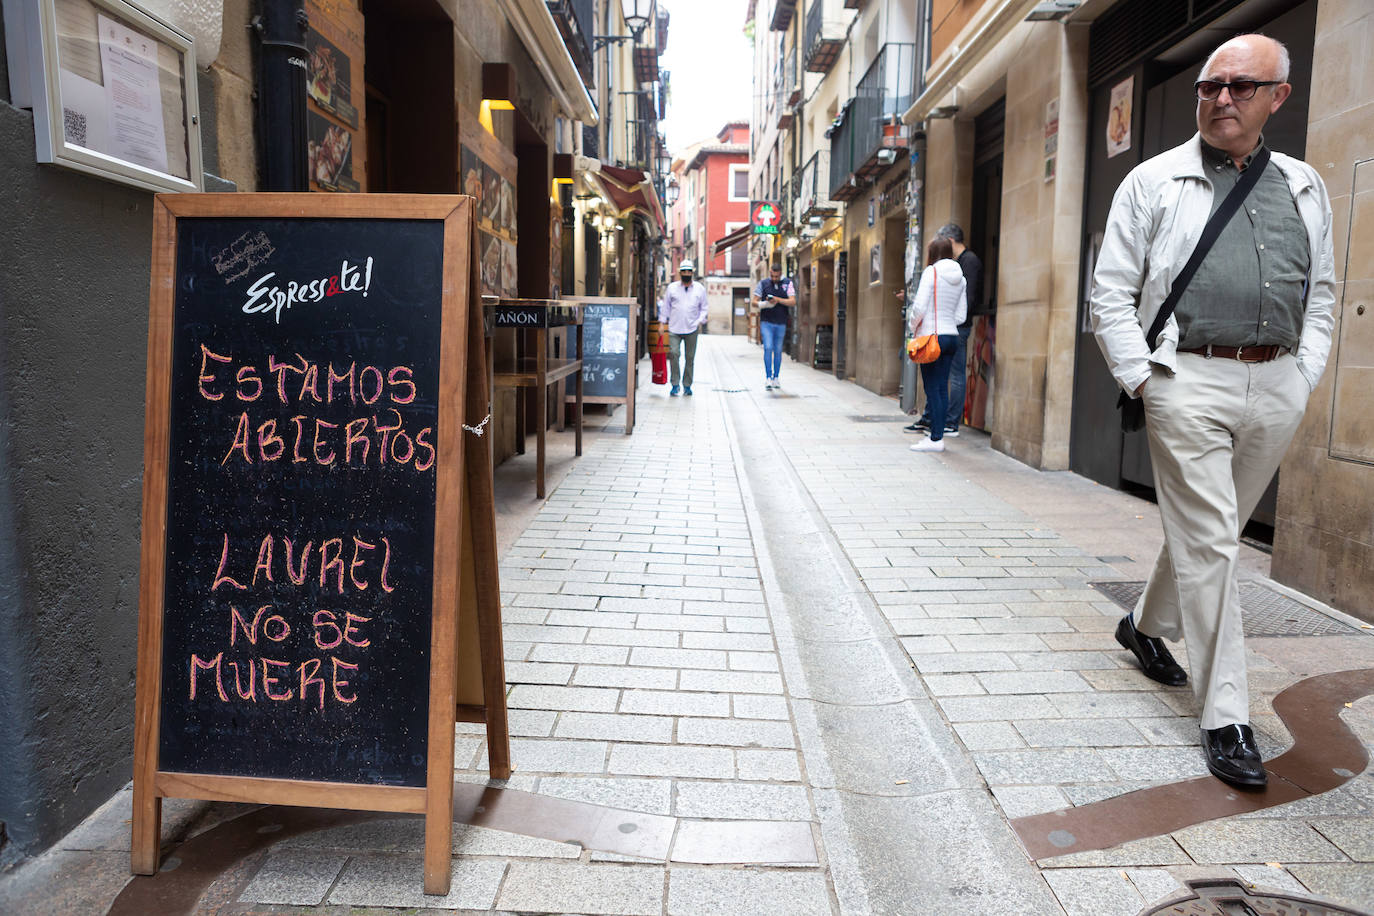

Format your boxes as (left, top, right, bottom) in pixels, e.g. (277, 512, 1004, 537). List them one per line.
(668, 122, 750, 277)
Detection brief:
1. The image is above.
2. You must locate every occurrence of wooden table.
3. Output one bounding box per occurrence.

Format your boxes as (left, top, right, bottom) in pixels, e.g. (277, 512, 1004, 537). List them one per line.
(487, 299, 583, 498)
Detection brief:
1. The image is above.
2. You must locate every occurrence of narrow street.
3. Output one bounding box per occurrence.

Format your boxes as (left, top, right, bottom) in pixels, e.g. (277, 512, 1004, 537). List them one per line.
(10, 336, 1374, 915)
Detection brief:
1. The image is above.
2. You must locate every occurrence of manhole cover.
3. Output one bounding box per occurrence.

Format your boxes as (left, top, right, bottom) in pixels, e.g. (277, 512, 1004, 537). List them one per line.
(1142, 878, 1371, 915)
(1090, 581, 1360, 638)
(848, 414, 911, 423)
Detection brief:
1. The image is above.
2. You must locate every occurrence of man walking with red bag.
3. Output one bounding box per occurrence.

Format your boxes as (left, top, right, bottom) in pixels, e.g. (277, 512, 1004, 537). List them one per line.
(657, 259, 709, 396)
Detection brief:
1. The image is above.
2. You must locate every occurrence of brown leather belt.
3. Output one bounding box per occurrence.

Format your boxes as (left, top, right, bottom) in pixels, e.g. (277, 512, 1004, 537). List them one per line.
(1178, 344, 1289, 362)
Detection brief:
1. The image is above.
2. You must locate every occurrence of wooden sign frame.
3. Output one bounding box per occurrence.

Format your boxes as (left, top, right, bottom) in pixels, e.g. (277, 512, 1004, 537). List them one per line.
(131, 193, 507, 896)
(561, 296, 637, 435)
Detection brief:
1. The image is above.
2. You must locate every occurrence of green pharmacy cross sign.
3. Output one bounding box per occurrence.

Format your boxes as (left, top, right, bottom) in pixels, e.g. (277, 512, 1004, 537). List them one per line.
(750, 201, 781, 235)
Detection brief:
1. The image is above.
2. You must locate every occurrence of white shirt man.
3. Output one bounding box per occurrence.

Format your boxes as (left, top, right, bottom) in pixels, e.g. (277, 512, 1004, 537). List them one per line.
(657, 260, 709, 395)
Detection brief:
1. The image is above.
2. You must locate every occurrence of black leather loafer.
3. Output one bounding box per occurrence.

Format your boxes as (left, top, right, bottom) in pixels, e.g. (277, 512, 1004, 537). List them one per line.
(1114, 615, 1188, 686)
(1202, 724, 1267, 788)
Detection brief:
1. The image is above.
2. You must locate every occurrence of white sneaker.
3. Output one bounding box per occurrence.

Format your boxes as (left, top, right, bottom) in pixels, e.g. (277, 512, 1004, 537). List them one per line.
(772, 378, 781, 389)
(910, 437, 945, 452)
(764, 381, 774, 390)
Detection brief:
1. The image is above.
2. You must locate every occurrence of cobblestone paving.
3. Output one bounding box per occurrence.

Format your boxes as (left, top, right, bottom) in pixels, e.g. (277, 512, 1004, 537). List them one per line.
(9, 338, 1372, 916)
(222, 340, 835, 914)
(223, 337, 1374, 914)
(704, 337, 1374, 916)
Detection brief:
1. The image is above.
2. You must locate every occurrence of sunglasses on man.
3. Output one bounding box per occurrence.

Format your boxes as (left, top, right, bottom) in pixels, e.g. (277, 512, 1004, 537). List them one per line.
(1194, 79, 1283, 102)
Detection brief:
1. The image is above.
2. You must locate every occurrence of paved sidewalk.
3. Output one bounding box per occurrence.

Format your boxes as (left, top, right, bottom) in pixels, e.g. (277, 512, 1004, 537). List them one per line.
(4, 334, 1373, 915)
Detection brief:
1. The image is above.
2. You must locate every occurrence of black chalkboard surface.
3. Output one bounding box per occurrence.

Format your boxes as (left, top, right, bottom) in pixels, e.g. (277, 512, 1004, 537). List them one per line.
(133, 195, 502, 896)
(159, 217, 443, 786)
(563, 297, 636, 434)
(580, 301, 632, 398)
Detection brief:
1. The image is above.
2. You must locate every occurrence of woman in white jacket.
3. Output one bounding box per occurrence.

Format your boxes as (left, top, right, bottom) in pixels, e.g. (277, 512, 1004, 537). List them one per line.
(906, 237, 968, 452)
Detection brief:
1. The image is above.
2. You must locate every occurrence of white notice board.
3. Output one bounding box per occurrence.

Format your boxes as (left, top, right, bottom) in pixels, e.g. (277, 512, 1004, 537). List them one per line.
(4, 0, 203, 192)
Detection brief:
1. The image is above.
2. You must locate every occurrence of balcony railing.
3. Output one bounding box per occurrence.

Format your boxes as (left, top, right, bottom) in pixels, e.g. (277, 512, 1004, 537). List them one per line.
(828, 101, 859, 201)
(804, 0, 844, 73)
(620, 92, 659, 170)
(776, 49, 795, 129)
(829, 43, 914, 199)
(547, 0, 594, 90)
(851, 43, 915, 178)
(785, 47, 801, 107)
(795, 150, 837, 220)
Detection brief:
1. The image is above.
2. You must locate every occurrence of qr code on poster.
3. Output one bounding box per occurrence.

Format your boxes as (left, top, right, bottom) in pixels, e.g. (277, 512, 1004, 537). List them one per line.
(63, 108, 87, 146)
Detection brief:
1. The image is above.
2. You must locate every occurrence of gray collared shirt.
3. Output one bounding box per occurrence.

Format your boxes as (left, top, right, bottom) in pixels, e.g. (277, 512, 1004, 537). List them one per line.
(1174, 139, 1310, 349)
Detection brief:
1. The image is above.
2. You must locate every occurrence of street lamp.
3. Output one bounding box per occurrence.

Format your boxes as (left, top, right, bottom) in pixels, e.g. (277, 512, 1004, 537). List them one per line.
(665, 178, 679, 206)
(621, 0, 651, 42)
(595, 0, 652, 49)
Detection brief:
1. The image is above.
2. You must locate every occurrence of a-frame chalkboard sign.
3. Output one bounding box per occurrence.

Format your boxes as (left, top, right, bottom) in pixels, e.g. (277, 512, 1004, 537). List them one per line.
(131, 194, 509, 895)
(562, 296, 637, 434)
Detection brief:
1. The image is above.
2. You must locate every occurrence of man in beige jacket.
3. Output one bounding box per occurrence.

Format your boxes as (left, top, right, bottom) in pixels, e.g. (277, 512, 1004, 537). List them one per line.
(1090, 34, 1335, 789)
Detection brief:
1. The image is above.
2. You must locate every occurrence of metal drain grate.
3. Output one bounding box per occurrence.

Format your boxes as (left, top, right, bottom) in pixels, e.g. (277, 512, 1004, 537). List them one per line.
(848, 415, 912, 423)
(1143, 878, 1372, 915)
(1090, 580, 1359, 638)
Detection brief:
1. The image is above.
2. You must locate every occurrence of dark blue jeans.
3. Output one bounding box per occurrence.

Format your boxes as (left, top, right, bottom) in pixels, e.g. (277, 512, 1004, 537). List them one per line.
(920, 325, 969, 430)
(760, 320, 786, 379)
(919, 335, 959, 442)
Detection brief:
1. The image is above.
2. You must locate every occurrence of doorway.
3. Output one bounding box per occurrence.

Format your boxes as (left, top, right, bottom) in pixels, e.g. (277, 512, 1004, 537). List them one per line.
(731, 288, 749, 335)
(362, 0, 455, 193)
(881, 214, 907, 395)
(815, 255, 835, 369)
(966, 98, 1003, 430)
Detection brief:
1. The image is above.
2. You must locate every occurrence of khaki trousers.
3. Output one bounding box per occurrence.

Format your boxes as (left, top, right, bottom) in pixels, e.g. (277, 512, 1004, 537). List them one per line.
(1135, 351, 1310, 729)
(668, 330, 699, 387)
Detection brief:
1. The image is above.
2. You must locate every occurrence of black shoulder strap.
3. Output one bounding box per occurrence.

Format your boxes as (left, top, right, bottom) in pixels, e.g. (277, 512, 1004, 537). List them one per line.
(1143, 146, 1271, 348)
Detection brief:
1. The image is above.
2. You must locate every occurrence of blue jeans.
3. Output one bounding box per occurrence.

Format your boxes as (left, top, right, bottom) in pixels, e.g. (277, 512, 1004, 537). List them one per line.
(760, 321, 786, 380)
(920, 325, 970, 430)
(919, 335, 959, 442)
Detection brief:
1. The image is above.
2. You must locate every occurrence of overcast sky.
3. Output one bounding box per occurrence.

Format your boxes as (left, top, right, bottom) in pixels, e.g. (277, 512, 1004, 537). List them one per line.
(658, 0, 754, 153)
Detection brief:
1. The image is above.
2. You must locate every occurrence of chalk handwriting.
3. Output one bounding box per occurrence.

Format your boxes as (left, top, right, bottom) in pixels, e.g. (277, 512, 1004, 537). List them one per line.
(211, 531, 397, 594)
(196, 348, 416, 407)
(189, 651, 358, 709)
(242, 257, 375, 323)
(211, 231, 276, 284)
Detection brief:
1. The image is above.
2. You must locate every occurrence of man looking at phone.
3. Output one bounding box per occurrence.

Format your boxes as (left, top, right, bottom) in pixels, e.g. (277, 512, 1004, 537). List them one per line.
(752, 262, 795, 390)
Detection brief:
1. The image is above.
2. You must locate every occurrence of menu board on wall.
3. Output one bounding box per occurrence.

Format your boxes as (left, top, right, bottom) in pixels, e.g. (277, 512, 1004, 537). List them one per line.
(306, 0, 365, 192)
(460, 118, 519, 299)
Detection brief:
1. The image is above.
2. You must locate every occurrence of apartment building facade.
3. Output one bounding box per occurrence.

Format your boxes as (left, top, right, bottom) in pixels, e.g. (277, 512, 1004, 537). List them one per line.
(749, 0, 1372, 619)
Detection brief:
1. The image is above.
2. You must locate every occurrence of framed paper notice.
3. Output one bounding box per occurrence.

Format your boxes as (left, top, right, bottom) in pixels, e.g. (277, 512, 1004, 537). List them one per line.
(3, 0, 203, 192)
(1106, 76, 1133, 160)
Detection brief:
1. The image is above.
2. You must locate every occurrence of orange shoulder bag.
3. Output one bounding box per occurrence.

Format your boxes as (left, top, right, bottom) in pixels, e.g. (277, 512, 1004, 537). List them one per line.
(906, 268, 942, 364)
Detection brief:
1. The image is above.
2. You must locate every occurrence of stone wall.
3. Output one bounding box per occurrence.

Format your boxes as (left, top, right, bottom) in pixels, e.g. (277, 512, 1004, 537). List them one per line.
(987, 23, 1086, 470)
(1272, 0, 1374, 620)
(844, 161, 907, 397)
